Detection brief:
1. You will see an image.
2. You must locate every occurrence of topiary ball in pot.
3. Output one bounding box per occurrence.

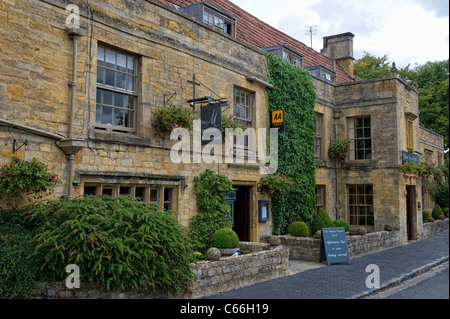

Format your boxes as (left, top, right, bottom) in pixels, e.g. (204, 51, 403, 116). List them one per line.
(287, 221, 309, 237)
(211, 228, 239, 256)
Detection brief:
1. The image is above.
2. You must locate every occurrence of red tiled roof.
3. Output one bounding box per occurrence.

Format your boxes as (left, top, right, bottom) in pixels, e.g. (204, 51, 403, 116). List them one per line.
(158, 0, 355, 83)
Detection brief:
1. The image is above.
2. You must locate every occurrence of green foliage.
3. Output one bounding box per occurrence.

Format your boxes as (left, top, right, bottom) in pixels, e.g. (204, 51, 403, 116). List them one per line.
(354, 52, 392, 79)
(151, 105, 194, 137)
(333, 220, 350, 232)
(261, 172, 294, 196)
(211, 228, 239, 249)
(443, 208, 449, 217)
(312, 208, 334, 234)
(432, 204, 444, 219)
(266, 54, 317, 234)
(399, 162, 446, 183)
(27, 195, 195, 295)
(329, 139, 351, 161)
(221, 114, 246, 136)
(0, 157, 60, 205)
(422, 210, 432, 222)
(0, 207, 44, 298)
(435, 184, 449, 209)
(287, 221, 309, 237)
(189, 169, 234, 257)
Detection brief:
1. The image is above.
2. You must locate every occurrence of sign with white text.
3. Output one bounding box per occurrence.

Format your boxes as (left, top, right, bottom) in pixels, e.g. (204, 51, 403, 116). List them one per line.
(319, 227, 350, 265)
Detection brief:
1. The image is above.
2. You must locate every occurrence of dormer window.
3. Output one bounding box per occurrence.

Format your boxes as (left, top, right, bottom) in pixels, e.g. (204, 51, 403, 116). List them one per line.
(262, 44, 303, 68)
(178, 2, 236, 37)
(305, 65, 336, 83)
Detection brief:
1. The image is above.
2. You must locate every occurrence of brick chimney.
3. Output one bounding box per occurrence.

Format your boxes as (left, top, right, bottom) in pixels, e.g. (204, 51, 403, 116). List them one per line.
(321, 32, 355, 77)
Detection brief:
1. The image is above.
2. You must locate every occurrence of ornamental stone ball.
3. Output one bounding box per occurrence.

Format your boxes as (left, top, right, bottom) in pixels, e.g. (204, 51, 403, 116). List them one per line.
(206, 247, 221, 261)
(357, 227, 367, 235)
(314, 230, 322, 239)
(268, 236, 281, 246)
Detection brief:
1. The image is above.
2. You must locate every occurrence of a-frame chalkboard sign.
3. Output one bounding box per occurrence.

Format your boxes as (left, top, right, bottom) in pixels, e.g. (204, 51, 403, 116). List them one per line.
(319, 227, 350, 265)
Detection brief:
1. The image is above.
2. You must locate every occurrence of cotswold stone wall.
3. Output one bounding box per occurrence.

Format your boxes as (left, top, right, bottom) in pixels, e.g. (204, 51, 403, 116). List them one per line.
(262, 221, 448, 262)
(420, 219, 449, 240)
(33, 245, 289, 299)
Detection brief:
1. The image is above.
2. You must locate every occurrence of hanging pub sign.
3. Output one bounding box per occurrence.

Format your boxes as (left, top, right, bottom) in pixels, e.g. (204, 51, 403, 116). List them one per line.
(270, 110, 285, 132)
(201, 102, 222, 145)
(319, 227, 350, 265)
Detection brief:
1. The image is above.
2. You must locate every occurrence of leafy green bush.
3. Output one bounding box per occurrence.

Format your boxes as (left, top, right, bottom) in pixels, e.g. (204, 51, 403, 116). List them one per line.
(0, 157, 60, 205)
(189, 169, 234, 258)
(266, 54, 317, 234)
(287, 221, 309, 237)
(0, 207, 44, 298)
(422, 210, 432, 221)
(443, 208, 449, 217)
(312, 208, 334, 234)
(333, 220, 350, 232)
(27, 195, 194, 294)
(211, 228, 239, 249)
(435, 184, 449, 209)
(432, 204, 444, 219)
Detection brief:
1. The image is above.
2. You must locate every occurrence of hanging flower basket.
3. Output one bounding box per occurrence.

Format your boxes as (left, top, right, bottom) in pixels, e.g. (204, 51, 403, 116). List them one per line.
(261, 172, 294, 196)
(152, 105, 194, 138)
(329, 139, 350, 161)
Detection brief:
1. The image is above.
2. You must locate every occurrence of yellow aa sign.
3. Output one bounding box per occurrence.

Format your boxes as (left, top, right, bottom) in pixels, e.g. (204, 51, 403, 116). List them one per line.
(272, 110, 284, 124)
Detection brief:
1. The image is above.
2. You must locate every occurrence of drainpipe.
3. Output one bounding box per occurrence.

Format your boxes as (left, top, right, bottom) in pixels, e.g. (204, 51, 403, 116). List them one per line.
(66, 27, 86, 200)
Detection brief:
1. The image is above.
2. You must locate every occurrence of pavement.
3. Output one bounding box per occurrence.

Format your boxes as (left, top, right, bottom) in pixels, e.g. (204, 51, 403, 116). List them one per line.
(205, 231, 449, 299)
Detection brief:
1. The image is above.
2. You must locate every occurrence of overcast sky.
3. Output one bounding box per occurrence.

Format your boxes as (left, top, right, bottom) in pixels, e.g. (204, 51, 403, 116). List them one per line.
(229, 0, 449, 69)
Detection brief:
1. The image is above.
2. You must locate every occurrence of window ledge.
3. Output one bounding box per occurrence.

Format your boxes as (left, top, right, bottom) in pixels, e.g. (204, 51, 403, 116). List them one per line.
(90, 129, 150, 145)
(343, 160, 378, 168)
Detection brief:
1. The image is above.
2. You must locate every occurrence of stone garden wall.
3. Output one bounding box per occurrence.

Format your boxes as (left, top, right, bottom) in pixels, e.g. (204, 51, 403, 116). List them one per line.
(261, 219, 449, 262)
(33, 244, 289, 299)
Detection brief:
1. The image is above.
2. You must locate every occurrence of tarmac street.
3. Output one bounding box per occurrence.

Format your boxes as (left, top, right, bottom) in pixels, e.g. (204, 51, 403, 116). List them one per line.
(205, 231, 449, 299)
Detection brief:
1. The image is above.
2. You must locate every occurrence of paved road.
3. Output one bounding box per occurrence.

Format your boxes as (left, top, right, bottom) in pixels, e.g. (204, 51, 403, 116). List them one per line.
(385, 266, 449, 299)
(205, 231, 449, 299)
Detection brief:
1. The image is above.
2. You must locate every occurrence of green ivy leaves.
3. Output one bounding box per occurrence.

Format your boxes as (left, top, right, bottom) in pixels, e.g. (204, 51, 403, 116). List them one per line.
(266, 54, 317, 234)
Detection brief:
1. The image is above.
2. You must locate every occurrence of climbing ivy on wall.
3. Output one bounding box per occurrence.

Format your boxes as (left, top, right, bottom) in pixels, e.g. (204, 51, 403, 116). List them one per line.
(265, 54, 317, 234)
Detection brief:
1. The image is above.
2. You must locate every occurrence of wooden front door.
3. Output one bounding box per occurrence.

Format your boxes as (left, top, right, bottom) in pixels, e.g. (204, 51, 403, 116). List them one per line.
(233, 186, 250, 242)
(406, 186, 415, 240)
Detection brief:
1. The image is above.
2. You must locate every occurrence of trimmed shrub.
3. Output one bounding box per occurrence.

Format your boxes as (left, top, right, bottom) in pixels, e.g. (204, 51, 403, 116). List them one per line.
(312, 208, 334, 234)
(432, 204, 444, 219)
(211, 228, 239, 249)
(27, 195, 195, 295)
(287, 221, 309, 237)
(333, 220, 350, 232)
(443, 208, 449, 217)
(422, 210, 432, 221)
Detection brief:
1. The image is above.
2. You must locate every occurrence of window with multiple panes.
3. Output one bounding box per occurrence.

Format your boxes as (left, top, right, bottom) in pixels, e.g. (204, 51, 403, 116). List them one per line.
(314, 113, 323, 160)
(348, 185, 374, 227)
(315, 185, 326, 212)
(348, 116, 372, 160)
(96, 46, 137, 133)
(283, 50, 303, 67)
(83, 184, 174, 211)
(233, 88, 253, 147)
(203, 8, 234, 36)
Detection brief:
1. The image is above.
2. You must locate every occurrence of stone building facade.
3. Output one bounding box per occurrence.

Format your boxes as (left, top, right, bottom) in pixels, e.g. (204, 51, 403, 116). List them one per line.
(0, 0, 274, 242)
(1, 0, 445, 243)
